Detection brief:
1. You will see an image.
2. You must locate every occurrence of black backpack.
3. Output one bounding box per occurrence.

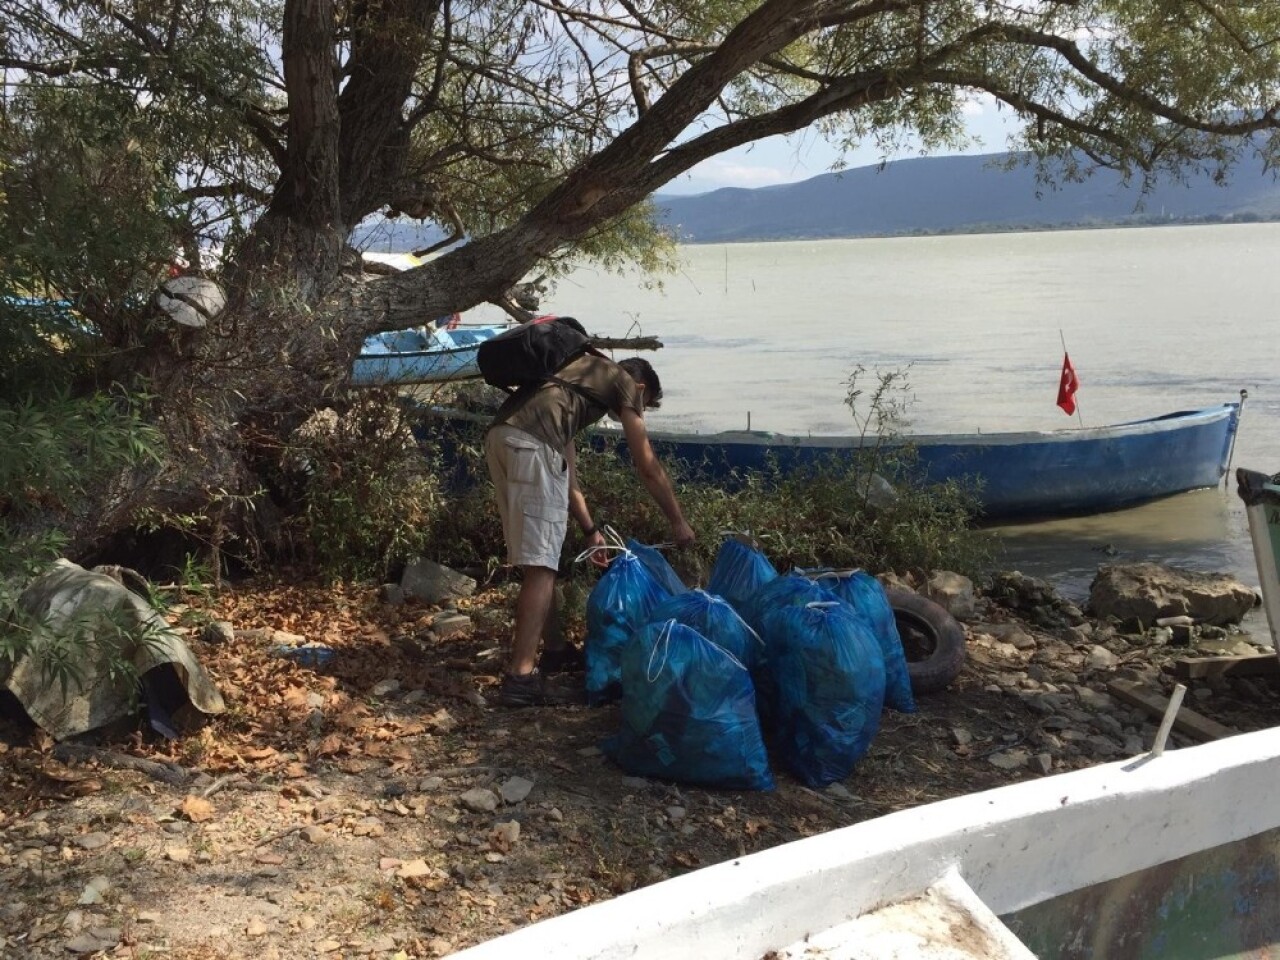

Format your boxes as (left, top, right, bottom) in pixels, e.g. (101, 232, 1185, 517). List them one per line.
(477, 316, 598, 393)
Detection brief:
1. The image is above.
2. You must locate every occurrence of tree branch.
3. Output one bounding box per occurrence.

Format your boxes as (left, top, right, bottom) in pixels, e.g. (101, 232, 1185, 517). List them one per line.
(271, 0, 342, 230)
(336, 0, 443, 223)
(996, 23, 1280, 136)
(180, 181, 273, 205)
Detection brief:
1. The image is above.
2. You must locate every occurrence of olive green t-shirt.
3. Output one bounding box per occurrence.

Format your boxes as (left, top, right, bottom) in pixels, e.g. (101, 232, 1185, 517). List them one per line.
(490, 354, 644, 451)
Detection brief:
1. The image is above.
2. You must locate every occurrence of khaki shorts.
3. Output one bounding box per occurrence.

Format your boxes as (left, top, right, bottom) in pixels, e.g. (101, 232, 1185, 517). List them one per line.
(485, 425, 570, 570)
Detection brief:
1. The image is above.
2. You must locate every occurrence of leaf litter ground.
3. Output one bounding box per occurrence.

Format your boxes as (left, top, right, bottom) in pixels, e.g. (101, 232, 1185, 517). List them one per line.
(3, 576, 1280, 959)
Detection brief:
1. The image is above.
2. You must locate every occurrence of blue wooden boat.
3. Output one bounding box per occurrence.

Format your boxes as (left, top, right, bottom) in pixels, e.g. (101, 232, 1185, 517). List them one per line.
(614, 402, 1244, 520)
(414, 401, 1242, 520)
(351, 323, 508, 386)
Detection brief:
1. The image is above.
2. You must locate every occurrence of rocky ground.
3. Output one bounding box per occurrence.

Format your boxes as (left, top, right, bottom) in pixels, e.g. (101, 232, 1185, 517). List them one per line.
(3, 569, 1280, 960)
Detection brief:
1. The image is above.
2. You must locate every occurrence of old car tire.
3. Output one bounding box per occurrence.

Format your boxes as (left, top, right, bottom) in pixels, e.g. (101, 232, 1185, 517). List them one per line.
(885, 588, 966, 695)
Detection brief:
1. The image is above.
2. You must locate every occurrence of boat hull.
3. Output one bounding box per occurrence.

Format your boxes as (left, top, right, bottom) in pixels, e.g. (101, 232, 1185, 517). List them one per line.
(1237, 467, 1280, 652)
(448, 726, 1280, 960)
(412, 402, 1241, 520)
(352, 325, 505, 386)
(636, 403, 1242, 519)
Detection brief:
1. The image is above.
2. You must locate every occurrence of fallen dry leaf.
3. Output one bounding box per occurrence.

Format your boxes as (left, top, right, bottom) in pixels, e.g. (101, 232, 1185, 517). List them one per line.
(179, 795, 216, 823)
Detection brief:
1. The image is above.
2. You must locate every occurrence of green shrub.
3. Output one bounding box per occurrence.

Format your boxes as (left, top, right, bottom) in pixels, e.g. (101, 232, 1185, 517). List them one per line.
(0, 389, 164, 673)
(412, 381, 991, 586)
(570, 439, 990, 582)
(285, 395, 449, 580)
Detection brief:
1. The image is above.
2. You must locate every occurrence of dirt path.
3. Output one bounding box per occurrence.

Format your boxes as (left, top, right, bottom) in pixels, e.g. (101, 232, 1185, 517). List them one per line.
(3, 576, 1279, 959)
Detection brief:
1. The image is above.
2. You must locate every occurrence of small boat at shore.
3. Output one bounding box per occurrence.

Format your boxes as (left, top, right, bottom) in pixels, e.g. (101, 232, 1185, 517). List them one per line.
(630, 401, 1244, 520)
(351, 323, 507, 386)
(448, 725, 1280, 959)
(413, 400, 1242, 520)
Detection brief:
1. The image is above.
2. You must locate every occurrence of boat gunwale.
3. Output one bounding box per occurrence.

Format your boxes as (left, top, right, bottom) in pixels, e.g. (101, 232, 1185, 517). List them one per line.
(447, 725, 1280, 960)
(629, 402, 1240, 451)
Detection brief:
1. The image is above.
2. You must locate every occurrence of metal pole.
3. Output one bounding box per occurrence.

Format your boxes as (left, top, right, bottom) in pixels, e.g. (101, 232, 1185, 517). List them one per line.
(1060, 330, 1083, 427)
(1223, 388, 1248, 486)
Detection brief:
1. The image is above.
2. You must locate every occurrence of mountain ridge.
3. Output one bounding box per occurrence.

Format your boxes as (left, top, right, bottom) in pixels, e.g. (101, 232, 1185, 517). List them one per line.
(652, 150, 1280, 243)
(354, 148, 1280, 251)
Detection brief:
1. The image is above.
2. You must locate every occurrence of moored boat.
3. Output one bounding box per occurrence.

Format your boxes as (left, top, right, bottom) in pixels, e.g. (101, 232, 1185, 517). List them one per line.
(448, 724, 1280, 959)
(411, 400, 1243, 520)
(351, 323, 507, 386)
(631, 401, 1244, 519)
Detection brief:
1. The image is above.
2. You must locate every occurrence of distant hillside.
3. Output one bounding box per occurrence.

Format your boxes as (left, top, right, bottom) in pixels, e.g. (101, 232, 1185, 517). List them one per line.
(653, 151, 1280, 243)
(352, 149, 1280, 251)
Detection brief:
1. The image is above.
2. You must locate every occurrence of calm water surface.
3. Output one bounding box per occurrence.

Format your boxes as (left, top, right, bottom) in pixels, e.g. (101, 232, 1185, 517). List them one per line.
(475, 223, 1280, 635)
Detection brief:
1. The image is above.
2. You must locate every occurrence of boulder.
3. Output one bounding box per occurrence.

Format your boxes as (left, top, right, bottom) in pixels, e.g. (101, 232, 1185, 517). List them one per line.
(987, 571, 1065, 611)
(924, 571, 977, 621)
(400, 558, 476, 605)
(1088, 563, 1258, 629)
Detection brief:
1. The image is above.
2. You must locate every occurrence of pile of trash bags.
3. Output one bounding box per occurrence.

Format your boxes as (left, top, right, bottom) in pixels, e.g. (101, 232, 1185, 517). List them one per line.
(584, 535, 916, 790)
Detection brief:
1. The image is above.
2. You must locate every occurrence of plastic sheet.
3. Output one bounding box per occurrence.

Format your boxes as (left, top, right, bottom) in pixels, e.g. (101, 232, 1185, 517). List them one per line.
(584, 551, 672, 704)
(810, 570, 916, 714)
(762, 601, 886, 787)
(604, 620, 774, 790)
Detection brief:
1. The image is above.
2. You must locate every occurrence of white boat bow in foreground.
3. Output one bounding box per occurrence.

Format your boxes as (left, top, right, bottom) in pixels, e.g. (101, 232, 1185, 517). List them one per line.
(449, 726, 1280, 959)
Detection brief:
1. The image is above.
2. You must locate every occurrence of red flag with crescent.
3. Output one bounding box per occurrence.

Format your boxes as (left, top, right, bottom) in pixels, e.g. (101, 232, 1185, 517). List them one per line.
(1056, 352, 1079, 415)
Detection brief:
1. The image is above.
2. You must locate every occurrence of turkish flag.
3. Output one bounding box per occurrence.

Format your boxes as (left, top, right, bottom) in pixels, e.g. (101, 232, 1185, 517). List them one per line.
(1057, 352, 1079, 415)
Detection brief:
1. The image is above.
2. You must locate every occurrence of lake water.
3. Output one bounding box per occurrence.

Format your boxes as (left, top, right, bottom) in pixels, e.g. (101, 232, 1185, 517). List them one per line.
(475, 223, 1280, 634)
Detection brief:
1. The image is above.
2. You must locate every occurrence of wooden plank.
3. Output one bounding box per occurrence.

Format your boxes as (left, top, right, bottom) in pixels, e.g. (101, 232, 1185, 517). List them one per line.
(1173, 654, 1280, 680)
(1106, 679, 1237, 742)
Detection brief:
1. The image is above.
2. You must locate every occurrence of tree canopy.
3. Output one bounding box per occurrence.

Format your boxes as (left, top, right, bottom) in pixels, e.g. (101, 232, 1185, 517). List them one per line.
(5, 0, 1280, 317)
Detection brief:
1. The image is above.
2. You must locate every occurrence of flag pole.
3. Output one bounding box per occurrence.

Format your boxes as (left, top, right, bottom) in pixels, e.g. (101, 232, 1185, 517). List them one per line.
(1060, 330, 1083, 427)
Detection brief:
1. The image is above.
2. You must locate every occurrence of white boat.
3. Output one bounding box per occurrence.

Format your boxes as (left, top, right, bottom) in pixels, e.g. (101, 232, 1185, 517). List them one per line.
(448, 725, 1280, 959)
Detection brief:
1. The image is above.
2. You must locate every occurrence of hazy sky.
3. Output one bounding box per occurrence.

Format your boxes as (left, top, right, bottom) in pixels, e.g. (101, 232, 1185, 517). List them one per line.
(663, 94, 1023, 195)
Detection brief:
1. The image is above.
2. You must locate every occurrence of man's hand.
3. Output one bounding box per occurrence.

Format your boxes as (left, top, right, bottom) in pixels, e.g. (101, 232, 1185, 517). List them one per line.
(584, 529, 609, 567)
(671, 520, 695, 548)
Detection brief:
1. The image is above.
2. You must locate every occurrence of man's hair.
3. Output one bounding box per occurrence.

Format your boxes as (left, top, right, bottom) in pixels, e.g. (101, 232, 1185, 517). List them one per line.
(617, 357, 663, 409)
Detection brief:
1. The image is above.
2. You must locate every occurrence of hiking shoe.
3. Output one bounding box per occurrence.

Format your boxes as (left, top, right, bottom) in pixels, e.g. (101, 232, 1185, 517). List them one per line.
(495, 670, 584, 708)
(537, 643, 586, 675)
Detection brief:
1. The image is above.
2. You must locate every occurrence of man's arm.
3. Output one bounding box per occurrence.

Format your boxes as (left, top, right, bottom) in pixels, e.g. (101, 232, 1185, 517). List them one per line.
(566, 443, 607, 565)
(618, 407, 694, 546)
(565, 442, 594, 533)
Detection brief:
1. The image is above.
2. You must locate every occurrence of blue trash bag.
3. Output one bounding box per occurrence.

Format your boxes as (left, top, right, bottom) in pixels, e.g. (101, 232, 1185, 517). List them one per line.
(762, 600, 886, 787)
(625, 538, 688, 596)
(707, 538, 778, 611)
(740, 570, 835, 635)
(810, 570, 916, 714)
(739, 572, 835, 721)
(649, 588, 763, 671)
(585, 551, 672, 705)
(603, 620, 774, 791)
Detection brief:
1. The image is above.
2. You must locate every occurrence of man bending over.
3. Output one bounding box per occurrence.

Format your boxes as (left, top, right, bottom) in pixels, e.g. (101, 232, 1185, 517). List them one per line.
(485, 350, 694, 706)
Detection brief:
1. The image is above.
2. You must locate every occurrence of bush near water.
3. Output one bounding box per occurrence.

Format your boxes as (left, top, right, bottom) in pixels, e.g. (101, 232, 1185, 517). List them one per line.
(2, 358, 989, 698)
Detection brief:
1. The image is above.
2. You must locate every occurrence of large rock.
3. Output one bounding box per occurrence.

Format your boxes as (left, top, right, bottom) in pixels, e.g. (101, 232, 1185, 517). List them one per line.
(1088, 563, 1257, 628)
(924, 571, 977, 621)
(400, 558, 476, 605)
